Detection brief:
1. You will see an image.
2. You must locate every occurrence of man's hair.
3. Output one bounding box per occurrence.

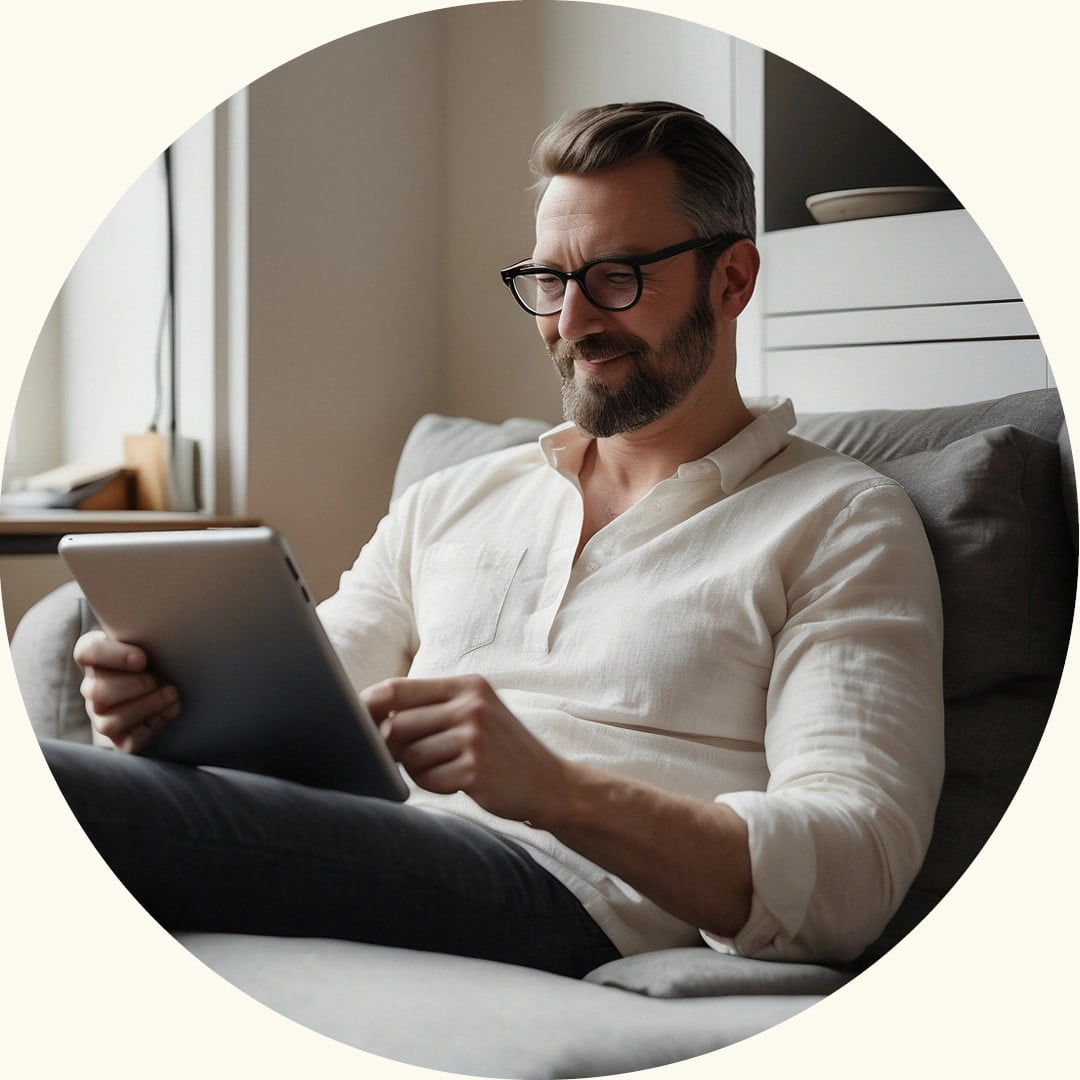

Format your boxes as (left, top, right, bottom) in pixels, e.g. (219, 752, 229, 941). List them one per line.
(529, 101, 756, 242)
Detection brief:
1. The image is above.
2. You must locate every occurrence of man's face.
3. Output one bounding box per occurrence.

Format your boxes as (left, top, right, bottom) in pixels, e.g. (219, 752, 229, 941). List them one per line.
(532, 156, 719, 438)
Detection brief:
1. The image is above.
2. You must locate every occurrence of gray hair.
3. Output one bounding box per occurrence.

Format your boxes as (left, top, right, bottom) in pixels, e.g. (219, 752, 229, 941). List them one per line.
(529, 101, 756, 242)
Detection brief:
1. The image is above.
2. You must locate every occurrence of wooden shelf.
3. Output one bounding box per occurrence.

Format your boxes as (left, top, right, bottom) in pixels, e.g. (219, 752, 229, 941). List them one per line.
(0, 512, 261, 555)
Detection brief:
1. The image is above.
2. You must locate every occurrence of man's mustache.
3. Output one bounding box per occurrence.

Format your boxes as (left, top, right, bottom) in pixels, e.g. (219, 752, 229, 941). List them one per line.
(549, 333, 648, 371)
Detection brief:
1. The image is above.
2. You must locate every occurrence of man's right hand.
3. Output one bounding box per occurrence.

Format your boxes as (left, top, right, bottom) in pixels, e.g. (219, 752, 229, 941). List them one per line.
(74, 630, 181, 752)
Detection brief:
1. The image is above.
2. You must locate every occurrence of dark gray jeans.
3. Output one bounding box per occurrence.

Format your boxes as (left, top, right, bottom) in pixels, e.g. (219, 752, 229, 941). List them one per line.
(40, 739, 620, 978)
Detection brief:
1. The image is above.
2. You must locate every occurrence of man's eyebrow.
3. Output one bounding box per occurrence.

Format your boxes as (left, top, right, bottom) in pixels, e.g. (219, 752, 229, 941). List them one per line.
(528, 247, 647, 268)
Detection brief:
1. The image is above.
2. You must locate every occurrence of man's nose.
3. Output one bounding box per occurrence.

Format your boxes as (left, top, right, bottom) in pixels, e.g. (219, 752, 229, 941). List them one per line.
(557, 279, 606, 341)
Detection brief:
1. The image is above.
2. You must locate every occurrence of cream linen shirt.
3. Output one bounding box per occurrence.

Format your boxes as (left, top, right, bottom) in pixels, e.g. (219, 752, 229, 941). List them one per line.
(317, 399, 945, 963)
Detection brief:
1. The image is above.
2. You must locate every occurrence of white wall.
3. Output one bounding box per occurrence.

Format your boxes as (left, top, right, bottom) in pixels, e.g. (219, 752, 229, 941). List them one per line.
(40, 157, 166, 473)
(3, 299, 63, 488)
(3, 114, 219, 505)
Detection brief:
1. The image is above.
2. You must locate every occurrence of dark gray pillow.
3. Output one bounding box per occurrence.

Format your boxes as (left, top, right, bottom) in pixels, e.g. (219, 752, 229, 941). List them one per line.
(794, 387, 1065, 461)
(1060, 419, 1077, 553)
(875, 425, 1074, 701)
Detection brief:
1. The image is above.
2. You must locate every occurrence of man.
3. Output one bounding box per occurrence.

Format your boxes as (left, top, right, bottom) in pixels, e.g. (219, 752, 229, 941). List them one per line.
(48, 102, 944, 976)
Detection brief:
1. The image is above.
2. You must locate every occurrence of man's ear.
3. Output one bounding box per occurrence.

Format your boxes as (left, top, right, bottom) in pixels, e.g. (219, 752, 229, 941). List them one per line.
(710, 239, 760, 320)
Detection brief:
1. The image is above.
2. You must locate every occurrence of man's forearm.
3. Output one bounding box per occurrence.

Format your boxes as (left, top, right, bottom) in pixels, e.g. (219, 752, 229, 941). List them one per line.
(530, 759, 753, 940)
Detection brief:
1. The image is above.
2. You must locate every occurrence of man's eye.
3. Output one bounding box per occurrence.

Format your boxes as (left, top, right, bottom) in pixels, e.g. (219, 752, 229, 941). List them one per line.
(534, 275, 562, 294)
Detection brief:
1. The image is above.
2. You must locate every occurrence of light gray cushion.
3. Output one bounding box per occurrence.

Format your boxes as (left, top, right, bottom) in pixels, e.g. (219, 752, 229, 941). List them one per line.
(584, 947, 852, 998)
(10, 579, 98, 742)
(392, 414, 550, 500)
(177, 932, 820, 1077)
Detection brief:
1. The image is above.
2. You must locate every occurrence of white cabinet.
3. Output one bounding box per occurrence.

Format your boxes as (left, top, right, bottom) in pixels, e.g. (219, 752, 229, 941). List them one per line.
(759, 210, 1048, 411)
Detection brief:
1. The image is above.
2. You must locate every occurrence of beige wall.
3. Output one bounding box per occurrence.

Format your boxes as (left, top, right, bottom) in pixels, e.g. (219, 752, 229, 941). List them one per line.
(443, 2, 555, 424)
(440, 2, 751, 424)
(244, 14, 448, 602)
(244, 2, 754, 602)
(2, 2, 758, 629)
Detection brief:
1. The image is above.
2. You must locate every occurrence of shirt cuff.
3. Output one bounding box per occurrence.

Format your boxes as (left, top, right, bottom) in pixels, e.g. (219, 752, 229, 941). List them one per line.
(711, 789, 817, 959)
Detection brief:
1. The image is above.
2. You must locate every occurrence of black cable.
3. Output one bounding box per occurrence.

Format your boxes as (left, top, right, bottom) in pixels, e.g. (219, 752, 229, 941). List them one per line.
(163, 143, 177, 435)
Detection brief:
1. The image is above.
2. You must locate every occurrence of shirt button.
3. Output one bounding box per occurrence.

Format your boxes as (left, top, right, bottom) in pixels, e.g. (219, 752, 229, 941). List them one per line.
(585, 560, 600, 573)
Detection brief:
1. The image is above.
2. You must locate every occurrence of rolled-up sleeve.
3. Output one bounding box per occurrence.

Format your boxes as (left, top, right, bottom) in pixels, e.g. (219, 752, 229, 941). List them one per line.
(713, 483, 945, 962)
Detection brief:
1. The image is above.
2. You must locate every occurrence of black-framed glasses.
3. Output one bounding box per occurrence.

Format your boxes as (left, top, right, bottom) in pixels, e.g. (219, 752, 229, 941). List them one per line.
(500, 233, 744, 317)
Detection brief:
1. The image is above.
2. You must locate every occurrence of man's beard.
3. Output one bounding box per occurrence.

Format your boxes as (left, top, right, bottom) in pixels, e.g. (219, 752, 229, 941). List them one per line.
(548, 284, 716, 439)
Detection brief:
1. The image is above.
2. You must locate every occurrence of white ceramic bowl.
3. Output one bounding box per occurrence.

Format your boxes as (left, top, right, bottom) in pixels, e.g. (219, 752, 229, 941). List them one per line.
(805, 185, 954, 224)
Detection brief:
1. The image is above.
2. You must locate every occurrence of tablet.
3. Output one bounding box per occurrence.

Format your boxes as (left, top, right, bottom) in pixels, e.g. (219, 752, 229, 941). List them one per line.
(58, 527, 408, 801)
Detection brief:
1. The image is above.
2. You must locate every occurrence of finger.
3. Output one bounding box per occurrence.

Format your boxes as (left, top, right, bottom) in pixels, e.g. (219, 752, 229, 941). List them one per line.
(380, 700, 468, 750)
(390, 723, 470, 773)
(81, 669, 166, 714)
(90, 683, 181, 744)
(407, 755, 479, 797)
(74, 630, 148, 673)
(362, 674, 489, 719)
(113, 702, 182, 755)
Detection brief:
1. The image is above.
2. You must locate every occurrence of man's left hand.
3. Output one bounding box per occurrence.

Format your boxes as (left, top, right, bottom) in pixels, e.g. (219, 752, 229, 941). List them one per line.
(362, 675, 566, 824)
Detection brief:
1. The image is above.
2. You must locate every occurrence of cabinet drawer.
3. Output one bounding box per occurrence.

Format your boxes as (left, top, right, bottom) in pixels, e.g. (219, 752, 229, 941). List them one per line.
(766, 339, 1048, 412)
(762, 211, 1021, 313)
(766, 300, 1037, 350)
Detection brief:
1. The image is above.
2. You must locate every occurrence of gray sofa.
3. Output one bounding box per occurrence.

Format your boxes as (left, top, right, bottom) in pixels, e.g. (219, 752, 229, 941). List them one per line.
(13, 387, 1076, 1078)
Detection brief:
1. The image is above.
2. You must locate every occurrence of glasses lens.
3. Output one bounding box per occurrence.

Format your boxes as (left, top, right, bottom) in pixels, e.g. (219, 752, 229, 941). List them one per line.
(514, 271, 564, 316)
(582, 262, 640, 311)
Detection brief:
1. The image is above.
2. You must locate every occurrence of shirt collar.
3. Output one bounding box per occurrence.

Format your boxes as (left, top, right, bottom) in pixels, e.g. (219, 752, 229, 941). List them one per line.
(704, 397, 796, 493)
(537, 398, 796, 493)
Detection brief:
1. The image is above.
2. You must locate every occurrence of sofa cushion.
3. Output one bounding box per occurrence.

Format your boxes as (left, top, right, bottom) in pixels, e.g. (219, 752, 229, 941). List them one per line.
(874, 425, 1073, 701)
(392, 414, 551, 501)
(1060, 418, 1078, 552)
(583, 947, 852, 999)
(848, 423, 1076, 966)
(793, 386, 1066, 460)
(10, 579, 99, 743)
(177, 932, 820, 1077)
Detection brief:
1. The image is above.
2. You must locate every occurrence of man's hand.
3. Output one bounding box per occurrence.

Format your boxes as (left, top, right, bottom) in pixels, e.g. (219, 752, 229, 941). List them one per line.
(362, 675, 567, 824)
(364, 672, 752, 939)
(74, 630, 181, 753)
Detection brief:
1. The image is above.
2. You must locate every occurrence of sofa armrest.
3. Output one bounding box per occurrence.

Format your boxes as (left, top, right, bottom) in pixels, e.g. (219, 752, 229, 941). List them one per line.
(10, 580, 99, 743)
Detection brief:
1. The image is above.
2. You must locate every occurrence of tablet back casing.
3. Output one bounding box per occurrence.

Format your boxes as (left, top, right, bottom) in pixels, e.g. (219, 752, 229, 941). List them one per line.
(59, 527, 407, 800)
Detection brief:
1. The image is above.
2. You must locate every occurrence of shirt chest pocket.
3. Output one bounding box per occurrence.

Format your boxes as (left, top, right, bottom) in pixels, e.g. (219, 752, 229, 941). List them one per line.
(414, 543, 527, 658)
